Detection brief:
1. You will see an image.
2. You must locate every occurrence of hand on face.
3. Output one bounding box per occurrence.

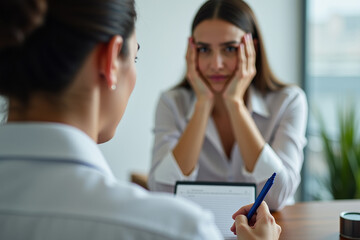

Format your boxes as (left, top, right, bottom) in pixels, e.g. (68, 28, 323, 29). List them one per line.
(186, 37, 214, 103)
(222, 33, 256, 105)
(230, 202, 281, 240)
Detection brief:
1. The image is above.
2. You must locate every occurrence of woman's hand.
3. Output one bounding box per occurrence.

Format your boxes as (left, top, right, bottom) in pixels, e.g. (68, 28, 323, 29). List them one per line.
(230, 202, 281, 240)
(186, 37, 214, 104)
(222, 33, 256, 106)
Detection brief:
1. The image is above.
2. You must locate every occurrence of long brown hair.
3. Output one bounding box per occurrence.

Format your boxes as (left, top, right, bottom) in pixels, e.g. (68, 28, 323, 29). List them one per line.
(176, 0, 286, 93)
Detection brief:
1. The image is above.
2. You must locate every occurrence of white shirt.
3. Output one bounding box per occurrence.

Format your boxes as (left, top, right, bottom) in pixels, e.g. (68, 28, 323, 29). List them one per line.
(0, 123, 222, 240)
(148, 85, 308, 210)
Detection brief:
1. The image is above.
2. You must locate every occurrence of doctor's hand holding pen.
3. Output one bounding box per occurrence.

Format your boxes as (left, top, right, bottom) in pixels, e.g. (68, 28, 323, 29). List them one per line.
(231, 202, 281, 240)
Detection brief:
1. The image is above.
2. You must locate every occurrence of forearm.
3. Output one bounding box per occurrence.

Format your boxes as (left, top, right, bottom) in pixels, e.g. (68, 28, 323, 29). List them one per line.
(173, 99, 213, 176)
(226, 100, 265, 172)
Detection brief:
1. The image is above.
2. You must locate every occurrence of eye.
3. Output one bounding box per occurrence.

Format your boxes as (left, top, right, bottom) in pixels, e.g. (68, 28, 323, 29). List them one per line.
(134, 56, 138, 63)
(224, 46, 238, 52)
(197, 46, 210, 53)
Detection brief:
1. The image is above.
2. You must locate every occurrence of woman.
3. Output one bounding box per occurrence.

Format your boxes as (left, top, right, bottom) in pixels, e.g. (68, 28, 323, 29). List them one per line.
(148, 0, 308, 210)
(0, 0, 281, 239)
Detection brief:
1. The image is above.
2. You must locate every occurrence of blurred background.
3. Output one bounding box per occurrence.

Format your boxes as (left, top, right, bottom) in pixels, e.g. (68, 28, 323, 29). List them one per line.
(0, 0, 359, 202)
(100, 0, 360, 201)
(303, 0, 360, 201)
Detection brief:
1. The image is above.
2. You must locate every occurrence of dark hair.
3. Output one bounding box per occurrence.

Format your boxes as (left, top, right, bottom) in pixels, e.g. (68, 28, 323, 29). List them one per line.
(0, 0, 136, 103)
(176, 0, 286, 93)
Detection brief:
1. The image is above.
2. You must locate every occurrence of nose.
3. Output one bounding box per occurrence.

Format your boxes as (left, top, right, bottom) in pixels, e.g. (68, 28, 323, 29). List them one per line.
(210, 52, 224, 71)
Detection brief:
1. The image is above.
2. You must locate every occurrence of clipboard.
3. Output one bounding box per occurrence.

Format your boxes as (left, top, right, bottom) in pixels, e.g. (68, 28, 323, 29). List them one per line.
(174, 181, 256, 239)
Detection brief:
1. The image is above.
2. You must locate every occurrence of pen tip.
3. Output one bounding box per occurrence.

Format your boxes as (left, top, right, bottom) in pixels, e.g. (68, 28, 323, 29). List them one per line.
(270, 172, 276, 180)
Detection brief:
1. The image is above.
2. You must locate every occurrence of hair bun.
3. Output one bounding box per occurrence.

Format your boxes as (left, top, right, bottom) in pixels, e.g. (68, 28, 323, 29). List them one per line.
(0, 0, 47, 48)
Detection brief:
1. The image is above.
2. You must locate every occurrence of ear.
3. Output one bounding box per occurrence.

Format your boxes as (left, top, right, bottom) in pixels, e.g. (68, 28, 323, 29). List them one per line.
(100, 35, 123, 90)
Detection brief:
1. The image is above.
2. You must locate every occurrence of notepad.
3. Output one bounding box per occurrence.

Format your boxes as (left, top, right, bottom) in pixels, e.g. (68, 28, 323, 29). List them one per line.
(174, 181, 256, 240)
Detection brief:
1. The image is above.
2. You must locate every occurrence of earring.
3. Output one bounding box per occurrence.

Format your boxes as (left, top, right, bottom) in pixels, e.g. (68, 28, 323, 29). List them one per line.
(111, 84, 117, 90)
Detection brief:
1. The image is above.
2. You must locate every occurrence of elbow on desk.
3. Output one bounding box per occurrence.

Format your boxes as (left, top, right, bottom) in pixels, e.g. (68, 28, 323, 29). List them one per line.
(266, 172, 300, 211)
(147, 174, 175, 193)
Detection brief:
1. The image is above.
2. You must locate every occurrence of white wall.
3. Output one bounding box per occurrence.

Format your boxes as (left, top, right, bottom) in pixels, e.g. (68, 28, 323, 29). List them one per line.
(99, 0, 303, 181)
(245, 0, 303, 85)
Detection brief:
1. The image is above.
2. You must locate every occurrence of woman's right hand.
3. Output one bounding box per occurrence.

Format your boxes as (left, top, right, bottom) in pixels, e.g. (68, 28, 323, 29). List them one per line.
(230, 202, 281, 240)
(186, 37, 214, 104)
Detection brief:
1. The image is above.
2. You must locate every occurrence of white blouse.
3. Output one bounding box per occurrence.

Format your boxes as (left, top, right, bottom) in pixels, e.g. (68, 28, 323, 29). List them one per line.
(148, 85, 308, 210)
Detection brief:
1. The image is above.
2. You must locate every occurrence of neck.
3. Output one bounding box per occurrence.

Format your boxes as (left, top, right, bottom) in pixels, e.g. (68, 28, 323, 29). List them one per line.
(7, 90, 100, 141)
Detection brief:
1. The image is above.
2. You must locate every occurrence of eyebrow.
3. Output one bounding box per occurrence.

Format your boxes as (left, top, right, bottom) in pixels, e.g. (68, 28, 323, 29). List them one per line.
(137, 43, 140, 51)
(195, 41, 240, 46)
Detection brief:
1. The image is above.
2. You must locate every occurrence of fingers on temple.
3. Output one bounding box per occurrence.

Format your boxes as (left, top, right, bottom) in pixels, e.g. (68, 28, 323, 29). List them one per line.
(238, 43, 247, 75)
(244, 33, 256, 74)
(186, 37, 196, 77)
(186, 38, 193, 64)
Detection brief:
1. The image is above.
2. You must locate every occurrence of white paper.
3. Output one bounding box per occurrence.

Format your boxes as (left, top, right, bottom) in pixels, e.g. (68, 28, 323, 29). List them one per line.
(175, 183, 255, 239)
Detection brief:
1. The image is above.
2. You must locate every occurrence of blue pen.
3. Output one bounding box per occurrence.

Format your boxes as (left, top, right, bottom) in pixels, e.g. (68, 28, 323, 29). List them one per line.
(246, 172, 276, 220)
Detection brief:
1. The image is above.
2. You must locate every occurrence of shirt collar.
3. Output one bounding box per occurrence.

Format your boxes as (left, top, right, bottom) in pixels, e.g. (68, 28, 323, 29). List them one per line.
(0, 122, 114, 177)
(185, 85, 270, 119)
(247, 85, 270, 118)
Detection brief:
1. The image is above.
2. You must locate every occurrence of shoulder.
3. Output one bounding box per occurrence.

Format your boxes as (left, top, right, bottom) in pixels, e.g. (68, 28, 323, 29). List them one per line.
(37, 168, 220, 239)
(160, 87, 194, 103)
(267, 85, 307, 108)
(280, 85, 306, 99)
(156, 88, 195, 116)
(86, 181, 219, 238)
(272, 85, 305, 99)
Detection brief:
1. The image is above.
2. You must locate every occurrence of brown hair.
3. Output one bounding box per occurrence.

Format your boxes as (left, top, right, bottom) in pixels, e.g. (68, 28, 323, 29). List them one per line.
(176, 0, 286, 93)
(0, 0, 136, 104)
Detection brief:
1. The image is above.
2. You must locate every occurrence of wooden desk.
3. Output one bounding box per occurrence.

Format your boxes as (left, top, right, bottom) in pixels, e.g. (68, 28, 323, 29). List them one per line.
(272, 200, 360, 240)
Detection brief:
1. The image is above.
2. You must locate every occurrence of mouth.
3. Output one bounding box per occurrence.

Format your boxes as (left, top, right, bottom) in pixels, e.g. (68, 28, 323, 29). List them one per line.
(208, 75, 228, 83)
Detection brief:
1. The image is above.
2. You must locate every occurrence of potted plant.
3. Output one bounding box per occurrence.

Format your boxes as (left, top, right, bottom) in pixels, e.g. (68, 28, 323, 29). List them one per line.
(317, 104, 360, 199)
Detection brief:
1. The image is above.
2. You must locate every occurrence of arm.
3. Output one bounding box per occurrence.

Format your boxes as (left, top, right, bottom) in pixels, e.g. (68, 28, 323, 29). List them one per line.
(173, 37, 214, 175)
(236, 87, 308, 210)
(223, 34, 307, 209)
(172, 99, 212, 175)
(259, 88, 308, 210)
(148, 38, 214, 191)
(223, 33, 264, 172)
(231, 202, 281, 240)
(148, 91, 193, 192)
(226, 100, 265, 172)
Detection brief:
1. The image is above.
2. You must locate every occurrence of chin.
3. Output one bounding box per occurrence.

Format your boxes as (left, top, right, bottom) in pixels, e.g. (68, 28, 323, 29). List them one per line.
(97, 127, 117, 144)
(97, 134, 113, 144)
(97, 109, 125, 144)
(210, 85, 225, 93)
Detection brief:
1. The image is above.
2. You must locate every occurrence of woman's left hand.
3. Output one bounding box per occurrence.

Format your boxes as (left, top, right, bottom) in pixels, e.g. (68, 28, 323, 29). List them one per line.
(222, 33, 256, 105)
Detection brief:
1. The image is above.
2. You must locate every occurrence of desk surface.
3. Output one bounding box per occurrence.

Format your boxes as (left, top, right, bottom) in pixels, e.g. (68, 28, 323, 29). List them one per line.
(272, 200, 360, 240)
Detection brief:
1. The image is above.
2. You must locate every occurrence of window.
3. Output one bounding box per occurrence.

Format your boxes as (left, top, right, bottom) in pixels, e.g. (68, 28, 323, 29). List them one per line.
(303, 0, 360, 200)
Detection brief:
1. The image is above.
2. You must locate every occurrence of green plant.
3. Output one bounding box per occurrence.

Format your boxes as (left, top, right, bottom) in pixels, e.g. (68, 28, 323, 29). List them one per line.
(317, 104, 360, 199)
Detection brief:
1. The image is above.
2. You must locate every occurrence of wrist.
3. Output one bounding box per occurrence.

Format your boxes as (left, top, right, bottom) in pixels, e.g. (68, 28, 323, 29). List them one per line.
(195, 97, 214, 112)
(224, 97, 245, 112)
